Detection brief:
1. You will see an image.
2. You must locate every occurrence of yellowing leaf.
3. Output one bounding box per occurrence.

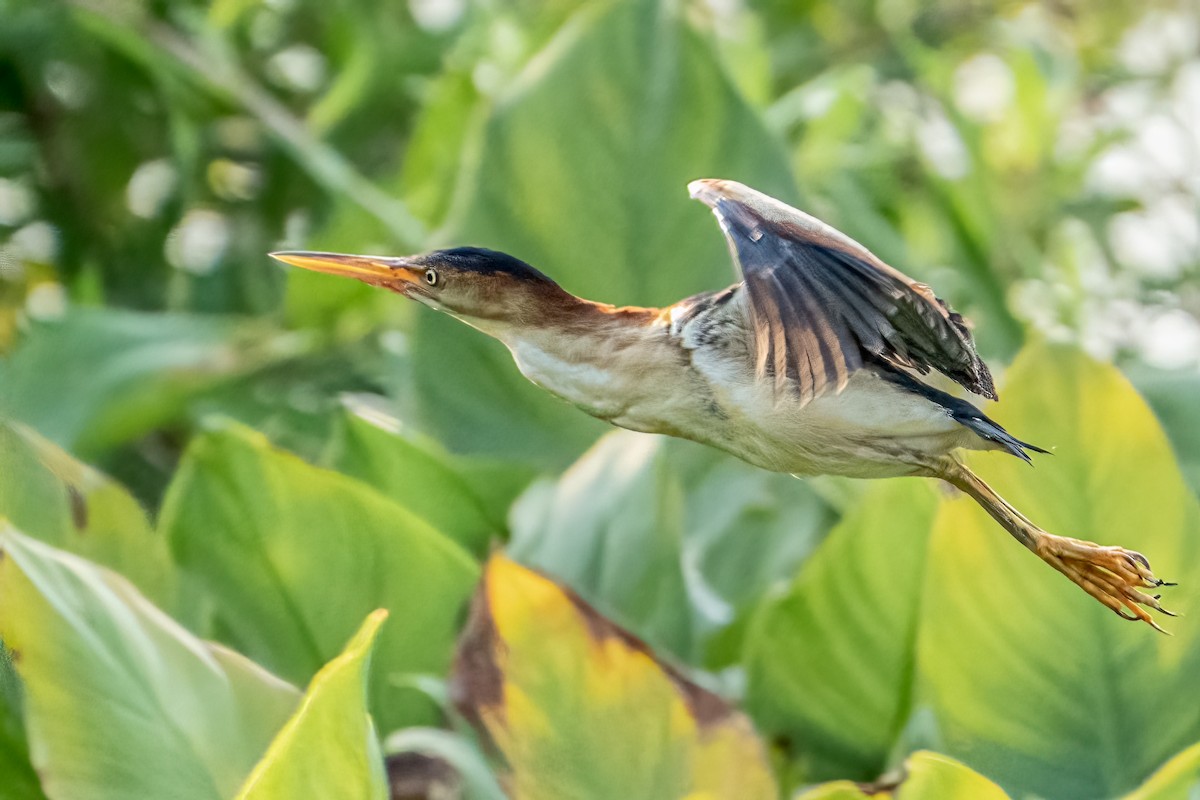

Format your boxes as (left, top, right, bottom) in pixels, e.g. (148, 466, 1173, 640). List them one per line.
(898, 752, 1008, 799)
(916, 344, 1200, 798)
(793, 751, 1008, 799)
(452, 554, 777, 800)
(236, 611, 389, 800)
(0, 529, 300, 800)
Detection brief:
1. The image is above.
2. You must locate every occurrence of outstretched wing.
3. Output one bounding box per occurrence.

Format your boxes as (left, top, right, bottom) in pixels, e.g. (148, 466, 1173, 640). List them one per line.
(689, 179, 995, 405)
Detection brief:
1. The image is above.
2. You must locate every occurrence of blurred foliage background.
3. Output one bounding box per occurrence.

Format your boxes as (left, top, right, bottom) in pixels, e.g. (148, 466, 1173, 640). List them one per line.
(1, 0, 1199, 797)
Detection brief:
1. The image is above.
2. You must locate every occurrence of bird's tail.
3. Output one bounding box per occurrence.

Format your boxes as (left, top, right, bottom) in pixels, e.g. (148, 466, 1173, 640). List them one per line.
(953, 408, 1049, 463)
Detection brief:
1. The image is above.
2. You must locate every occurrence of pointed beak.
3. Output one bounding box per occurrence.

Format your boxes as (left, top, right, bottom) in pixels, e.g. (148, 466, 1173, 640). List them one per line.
(269, 251, 421, 288)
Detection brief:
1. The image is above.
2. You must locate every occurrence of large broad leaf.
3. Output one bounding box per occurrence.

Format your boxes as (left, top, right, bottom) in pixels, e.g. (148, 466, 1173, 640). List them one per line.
(235, 611, 389, 800)
(794, 751, 1010, 799)
(0, 423, 173, 798)
(451, 553, 777, 799)
(0, 421, 172, 606)
(0, 529, 300, 800)
(161, 422, 479, 735)
(915, 344, 1200, 799)
(1123, 741, 1200, 800)
(744, 480, 938, 780)
(410, 0, 797, 465)
(0, 308, 287, 456)
(325, 403, 534, 557)
(510, 430, 833, 663)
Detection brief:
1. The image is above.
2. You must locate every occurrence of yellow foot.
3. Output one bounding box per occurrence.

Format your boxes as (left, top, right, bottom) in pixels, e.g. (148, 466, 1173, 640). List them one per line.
(1036, 534, 1177, 633)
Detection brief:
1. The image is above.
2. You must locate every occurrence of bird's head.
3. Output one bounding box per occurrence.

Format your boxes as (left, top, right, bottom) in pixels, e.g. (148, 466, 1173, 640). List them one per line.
(270, 246, 568, 327)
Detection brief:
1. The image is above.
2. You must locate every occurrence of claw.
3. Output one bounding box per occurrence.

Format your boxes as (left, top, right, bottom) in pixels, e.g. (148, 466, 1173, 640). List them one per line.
(1036, 534, 1174, 633)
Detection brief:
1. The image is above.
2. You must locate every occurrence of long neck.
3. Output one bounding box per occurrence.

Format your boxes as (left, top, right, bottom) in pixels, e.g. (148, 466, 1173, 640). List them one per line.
(476, 296, 676, 420)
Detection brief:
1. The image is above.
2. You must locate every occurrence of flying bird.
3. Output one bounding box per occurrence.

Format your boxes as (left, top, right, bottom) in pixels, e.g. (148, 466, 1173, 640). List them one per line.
(272, 179, 1173, 630)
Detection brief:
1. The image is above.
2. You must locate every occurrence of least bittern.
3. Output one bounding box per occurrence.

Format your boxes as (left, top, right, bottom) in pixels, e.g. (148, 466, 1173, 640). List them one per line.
(272, 179, 1174, 630)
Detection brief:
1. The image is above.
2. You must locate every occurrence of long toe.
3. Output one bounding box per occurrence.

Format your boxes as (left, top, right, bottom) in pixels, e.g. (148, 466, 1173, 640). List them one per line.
(1037, 536, 1175, 633)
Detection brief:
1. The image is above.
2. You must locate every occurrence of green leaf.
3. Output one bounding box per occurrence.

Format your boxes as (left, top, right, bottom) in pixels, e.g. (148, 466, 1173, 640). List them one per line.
(325, 404, 528, 556)
(0, 309, 289, 457)
(794, 751, 1009, 799)
(452, 553, 778, 799)
(0, 648, 45, 800)
(161, 421, 479, 735)
(744, 480, 938, 780)
(399, 67, 482, 230)
(235, 610, 389, 800)
(915, 344, 1200, 799)
(410, 0, 796, 465)
(510, 430, 833, 663)
(0, 421, 172, 607)
(509, 431, 695, 657)
(0, 529, 300, 800)
(1123, 741, 1200, 800)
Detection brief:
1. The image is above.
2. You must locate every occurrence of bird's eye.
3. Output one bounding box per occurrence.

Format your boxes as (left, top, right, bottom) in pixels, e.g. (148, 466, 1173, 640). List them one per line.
(424, 269, 439, 287)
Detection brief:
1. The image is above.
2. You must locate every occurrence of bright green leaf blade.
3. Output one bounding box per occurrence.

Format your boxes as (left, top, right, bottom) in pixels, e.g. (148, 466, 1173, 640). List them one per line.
(236, 610, 389, 800)
(1122, 741, 1200, 800)
(793, 751, 1009, 800)
(898, 752, 1009, 799)
(0, 421, 172, 606)
(0, 309, 289, 456)
(916, 344, 1200, 799)
(325, 404, 521, 556)
(745, 481, 938, 780)
(452, 553, 778, 800)
(0, 529, 300, 800)
(411, 0, 796, 465)
(161, 422, 479, 735)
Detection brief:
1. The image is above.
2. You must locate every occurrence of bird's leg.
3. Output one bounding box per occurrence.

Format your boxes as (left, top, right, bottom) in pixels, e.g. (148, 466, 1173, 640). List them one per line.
(931, 457, 1174, 632)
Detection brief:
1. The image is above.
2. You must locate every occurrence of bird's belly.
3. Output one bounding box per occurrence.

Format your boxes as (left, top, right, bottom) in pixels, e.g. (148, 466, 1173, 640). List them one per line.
(680, 369, 969, 478)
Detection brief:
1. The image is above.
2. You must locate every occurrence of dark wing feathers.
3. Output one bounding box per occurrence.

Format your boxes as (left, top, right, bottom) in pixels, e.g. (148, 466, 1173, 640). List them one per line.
(695, 181, 995, 404)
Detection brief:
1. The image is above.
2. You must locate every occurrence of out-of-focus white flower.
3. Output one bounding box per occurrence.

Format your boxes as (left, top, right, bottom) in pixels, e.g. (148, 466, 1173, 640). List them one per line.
(1120, 11, 1199, 76)
(26, 282, 68, 321)
(166, 209, 230, 276)
(1137, 308, 1200, 369)
(409, 0, 466, 32)
(10, 221, 58, 264)
(267, 44, 326, 94)
(916, 105, 969, 179)
(127, 159, 178, 219)
(953, 53, 1015, 123)
(1108, 196, 1199, 280)
(0, 179, 34, 227)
